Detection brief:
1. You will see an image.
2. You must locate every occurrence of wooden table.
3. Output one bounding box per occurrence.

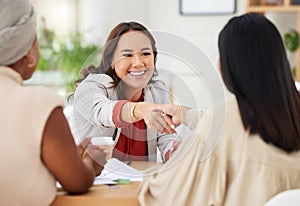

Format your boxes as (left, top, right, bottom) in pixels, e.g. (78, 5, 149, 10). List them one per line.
(51, 161, 160, 206)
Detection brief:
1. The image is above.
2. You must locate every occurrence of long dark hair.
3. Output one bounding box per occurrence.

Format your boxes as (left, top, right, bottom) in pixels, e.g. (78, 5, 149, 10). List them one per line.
(218, 13, 300, 152)
(74, 21, 158, 90)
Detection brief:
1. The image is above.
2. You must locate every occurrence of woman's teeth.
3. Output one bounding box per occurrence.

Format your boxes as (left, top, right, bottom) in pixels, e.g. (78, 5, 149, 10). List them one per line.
(129, 70, 146, 76)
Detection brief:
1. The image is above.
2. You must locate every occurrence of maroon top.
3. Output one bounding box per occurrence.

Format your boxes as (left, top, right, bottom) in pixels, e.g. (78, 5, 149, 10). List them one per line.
(112, 92, 148, 161)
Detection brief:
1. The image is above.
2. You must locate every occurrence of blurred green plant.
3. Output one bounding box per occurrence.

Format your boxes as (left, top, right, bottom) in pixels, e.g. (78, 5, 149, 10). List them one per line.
(37, 17, 101, 92)
(284, 29, 299, 77)
(38, 17, 59, 71)
(58, 34, 101, 92)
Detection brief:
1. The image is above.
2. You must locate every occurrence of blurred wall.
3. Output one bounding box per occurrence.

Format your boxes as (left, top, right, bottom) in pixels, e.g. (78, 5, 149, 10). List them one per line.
(77, 0, 149, 44)
(34, 0, 297, 67)
(35, 0, 77, 36)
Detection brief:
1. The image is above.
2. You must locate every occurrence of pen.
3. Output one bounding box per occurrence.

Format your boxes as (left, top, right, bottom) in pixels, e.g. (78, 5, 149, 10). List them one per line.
(115, 179, 131, 184)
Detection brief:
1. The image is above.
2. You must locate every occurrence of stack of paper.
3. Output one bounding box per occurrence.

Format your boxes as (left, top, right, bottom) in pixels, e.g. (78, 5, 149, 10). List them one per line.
(94, 158, 143, 185)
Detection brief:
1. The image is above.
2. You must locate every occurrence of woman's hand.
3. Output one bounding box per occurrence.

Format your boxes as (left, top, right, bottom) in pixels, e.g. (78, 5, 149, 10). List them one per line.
(77, 137, 92, 156)
(79, 138, 108, 176)
(135, 102, 176, 134)
(159, 104, 192, 126)
(144, 108, 177, 134)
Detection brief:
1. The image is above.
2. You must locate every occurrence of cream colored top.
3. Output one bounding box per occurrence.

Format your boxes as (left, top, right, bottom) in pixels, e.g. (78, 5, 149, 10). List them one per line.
(0, 66, 65, 206)
(139, 94, 300, 206)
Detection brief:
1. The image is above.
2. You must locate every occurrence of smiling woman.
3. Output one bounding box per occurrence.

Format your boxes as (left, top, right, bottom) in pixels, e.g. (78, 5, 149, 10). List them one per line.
(72, 22, 186, 162)
(112, 31, 155, 100)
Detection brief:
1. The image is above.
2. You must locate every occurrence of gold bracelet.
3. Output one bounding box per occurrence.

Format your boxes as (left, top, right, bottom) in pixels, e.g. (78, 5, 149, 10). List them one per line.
(130, 103, 138, 120)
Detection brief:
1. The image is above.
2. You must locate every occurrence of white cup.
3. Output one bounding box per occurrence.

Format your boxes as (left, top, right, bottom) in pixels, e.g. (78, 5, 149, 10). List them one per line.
(91, 137, 114, 160)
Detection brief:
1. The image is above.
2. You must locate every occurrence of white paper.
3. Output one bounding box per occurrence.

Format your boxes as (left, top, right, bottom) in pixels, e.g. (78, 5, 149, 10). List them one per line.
(56, 158, 144, 188)
(97, 158, 143, 183)
(93, 176, 117, 185)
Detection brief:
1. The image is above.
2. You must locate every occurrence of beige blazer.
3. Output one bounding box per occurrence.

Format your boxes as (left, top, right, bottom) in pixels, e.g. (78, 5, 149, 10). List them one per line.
(139, 94, 300, 206)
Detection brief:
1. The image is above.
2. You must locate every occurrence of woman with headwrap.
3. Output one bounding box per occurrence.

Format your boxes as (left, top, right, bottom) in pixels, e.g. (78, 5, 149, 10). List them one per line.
(0, 1, 107, 205)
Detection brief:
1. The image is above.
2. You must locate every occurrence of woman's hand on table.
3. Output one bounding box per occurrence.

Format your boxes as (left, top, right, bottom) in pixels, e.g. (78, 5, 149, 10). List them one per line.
(79, 138, 108, 176)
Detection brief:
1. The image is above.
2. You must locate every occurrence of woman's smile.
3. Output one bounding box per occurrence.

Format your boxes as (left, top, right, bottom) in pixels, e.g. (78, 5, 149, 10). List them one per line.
(128, 69, 148, 78)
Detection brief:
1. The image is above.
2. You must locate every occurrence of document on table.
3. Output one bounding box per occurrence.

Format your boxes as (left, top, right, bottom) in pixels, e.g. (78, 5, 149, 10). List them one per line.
(56, 158, 143, 188)
(94, 158, 143, 185)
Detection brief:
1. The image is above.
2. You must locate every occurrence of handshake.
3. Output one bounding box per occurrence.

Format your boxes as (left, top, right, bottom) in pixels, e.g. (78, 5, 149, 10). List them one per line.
(143, 103, 192, 134)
